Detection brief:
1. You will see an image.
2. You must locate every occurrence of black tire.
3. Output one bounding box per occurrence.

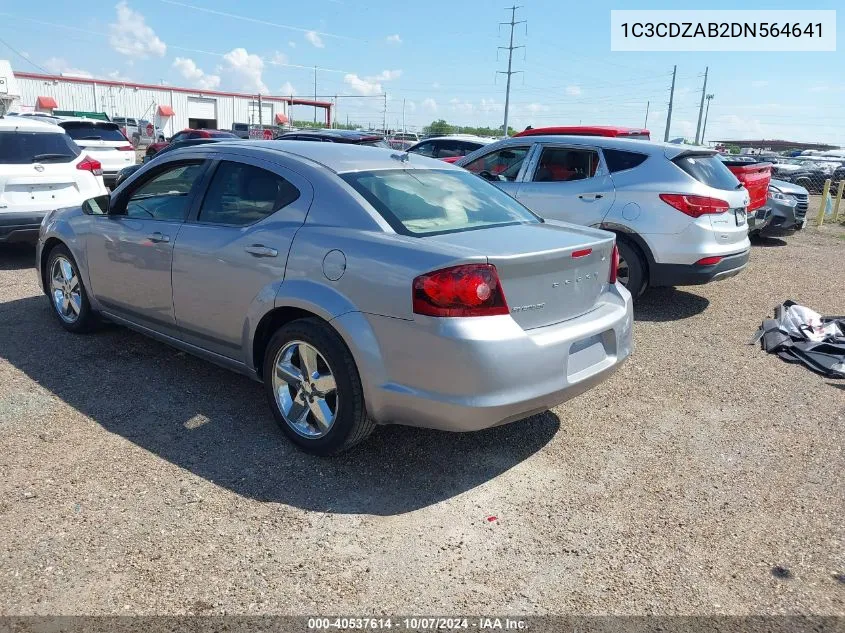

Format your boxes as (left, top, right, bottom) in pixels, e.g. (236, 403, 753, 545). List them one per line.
(616, 238, 647, 298)
(45, 244, 98, 333)
(262, 318, 374, 455)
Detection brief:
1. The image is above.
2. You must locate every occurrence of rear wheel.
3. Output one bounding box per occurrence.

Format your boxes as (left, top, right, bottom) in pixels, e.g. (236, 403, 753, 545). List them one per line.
(616, 239, 647, 298)
(262, 318, 374, 455)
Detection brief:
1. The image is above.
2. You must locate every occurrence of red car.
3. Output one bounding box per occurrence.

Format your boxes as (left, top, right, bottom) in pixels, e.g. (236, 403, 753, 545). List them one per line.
(514, 126, 651, 140)
(145, 128, 239, 159)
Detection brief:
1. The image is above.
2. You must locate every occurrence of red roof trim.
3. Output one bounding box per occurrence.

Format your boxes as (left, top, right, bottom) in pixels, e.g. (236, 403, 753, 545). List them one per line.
(36, 96, 58, 109)
(15, 72, 332, 108)
(515, 126, 651, 138)
(158, 105, 175, 116)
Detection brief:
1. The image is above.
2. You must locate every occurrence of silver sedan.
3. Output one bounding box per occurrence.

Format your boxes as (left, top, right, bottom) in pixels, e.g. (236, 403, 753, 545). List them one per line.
(36, 142, 633, 454)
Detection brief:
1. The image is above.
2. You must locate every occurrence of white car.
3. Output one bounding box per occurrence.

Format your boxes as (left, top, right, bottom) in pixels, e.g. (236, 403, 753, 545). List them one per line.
(57, 119, 136, 188)
(0, 117, 108, 244)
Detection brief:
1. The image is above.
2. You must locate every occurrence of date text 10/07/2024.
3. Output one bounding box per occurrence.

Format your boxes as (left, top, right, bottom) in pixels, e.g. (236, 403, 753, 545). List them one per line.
(307, 617, 529, 630)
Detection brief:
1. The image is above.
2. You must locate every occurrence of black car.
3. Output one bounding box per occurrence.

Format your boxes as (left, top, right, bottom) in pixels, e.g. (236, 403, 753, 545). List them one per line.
(114, 138, 235, 188)
(274, 129, 389, 147)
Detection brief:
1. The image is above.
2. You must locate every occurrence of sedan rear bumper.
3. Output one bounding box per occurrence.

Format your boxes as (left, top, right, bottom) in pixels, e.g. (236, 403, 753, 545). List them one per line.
(0, 212, 46, 244)
(338, 286, 633, 432)
(650, 248, 750, 287)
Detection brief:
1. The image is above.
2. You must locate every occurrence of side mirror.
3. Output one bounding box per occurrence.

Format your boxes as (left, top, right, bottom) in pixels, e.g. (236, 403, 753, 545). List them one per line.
(478, 170, 504, 182)
(82, 194, 111, 216)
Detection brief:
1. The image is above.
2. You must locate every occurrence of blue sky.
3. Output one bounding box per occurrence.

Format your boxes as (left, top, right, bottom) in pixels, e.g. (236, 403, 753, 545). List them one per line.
(1, 0, 843, 143)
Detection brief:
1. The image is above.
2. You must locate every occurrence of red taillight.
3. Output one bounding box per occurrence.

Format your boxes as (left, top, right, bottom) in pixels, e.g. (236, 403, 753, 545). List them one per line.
(77, 156, 103, 176)
(659, 193, 730, 218)
(413, 264, 509, 317)
(609, 244, 619, 284)
(116, 145, 134, 151)
(695, 256, 723, 266)
(571, 248, 592, 258)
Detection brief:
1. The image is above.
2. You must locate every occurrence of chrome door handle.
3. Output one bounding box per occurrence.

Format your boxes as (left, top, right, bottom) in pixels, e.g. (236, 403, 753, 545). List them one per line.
(147, 232, 170, 243)
(244, 244, 278, 257)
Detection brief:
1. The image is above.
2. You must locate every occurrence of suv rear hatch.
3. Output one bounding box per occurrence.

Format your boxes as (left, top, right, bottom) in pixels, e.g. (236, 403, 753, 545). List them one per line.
(718, 159, 772, 211)
(426, 222, 615, 330)
(59, 122, 134, 173)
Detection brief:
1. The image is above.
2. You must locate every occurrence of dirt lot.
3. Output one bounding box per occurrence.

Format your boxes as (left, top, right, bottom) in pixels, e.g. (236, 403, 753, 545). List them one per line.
(1, 225, 843, 616)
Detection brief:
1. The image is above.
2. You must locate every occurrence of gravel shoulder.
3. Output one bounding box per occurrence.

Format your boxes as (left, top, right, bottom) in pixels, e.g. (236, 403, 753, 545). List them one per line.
(0, 226, 843, 615)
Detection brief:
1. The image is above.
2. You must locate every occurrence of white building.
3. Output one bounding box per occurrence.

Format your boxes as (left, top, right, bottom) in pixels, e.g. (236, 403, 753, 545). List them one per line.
(7, 66, 332, 136)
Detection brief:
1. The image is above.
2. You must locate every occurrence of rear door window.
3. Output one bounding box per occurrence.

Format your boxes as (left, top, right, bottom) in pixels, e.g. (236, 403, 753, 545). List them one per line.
(603, 149, 648, 173)
(60, 123, 127, 143)
(463, 146, 530, 181)
(532, 147, 599, 182)
(0, 131, 80, 164)
(122, 162, 207, 221)
(674, 154, 739, 190)
(410, 141, 435, 157)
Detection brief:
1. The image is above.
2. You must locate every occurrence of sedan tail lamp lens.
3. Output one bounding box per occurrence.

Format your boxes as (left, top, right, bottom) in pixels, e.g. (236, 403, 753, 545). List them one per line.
(695, 256, 723, 266)
(413, 264, 509, 317)
(659, 193, 730, 218)
(116, 145, 134, 151)
(76, 156, 103, 176)
(609, 244, 619, 284)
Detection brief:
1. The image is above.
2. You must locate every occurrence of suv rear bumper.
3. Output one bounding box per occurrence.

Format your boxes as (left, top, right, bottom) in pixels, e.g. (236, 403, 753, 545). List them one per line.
(0, 212, 45, 244)
(650, 249, 750, 287)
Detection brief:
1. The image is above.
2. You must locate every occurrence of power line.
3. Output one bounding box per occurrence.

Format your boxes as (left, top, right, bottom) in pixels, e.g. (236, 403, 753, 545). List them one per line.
(497, 5, 525, 136)
(0, 35, 49, 73)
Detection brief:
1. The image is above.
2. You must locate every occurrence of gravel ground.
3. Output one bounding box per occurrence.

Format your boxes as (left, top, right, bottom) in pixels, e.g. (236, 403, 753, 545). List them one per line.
(1, 225, 843, 616)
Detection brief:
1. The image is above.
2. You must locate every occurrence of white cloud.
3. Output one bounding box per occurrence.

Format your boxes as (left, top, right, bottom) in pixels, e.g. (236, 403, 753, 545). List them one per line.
(280, 81, 297, 96)
(305, 31, 324, 48)
(220, 48, 267, 94)
(173, 57, 220, 90)
(107, 70, 132, 82)
(288, 41, 296, 48)
(109, 1, 166, 59)
(270, 51, 289, 66)
(343, 70, 402, 95)
(525, 103, 549, 113)
(421, 98, 437, 112)
(566, 85, 582, 96)
(405, 100, 416, 112)
(480, 98, 503, 113)
(386, 34, 402, 44)
(43, 57, 93, 78)
(449, 98, 473, 113)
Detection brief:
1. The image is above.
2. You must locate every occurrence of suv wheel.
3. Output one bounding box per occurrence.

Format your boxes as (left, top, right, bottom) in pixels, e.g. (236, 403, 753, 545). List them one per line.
(616, 239, 647, 298)
(262, 318, 374, 455)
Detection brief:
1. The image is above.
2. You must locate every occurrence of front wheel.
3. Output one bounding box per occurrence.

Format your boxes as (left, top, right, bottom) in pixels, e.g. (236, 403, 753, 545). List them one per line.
(262, 318, 374, 455)
(46, 245, 98, 333)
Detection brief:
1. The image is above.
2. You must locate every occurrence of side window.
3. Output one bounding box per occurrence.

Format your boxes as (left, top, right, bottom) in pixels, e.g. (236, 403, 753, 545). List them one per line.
(170, 132, 187, 143)
(459, 141, 483, 155)
(463, 146, 530, 182)
(436, 141, 464, 158)
(123, 162, 206, 221)
(198, 161, 300, 226)
(533, 148, 599, 183)
(411, 141, 435, 157)
(603, 149, 648, 173)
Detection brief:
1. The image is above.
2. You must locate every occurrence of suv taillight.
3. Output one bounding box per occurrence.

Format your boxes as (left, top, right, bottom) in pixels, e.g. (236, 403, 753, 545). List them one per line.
(413, 264, 509, 317)
(609, 244, 619, 284)
(77, 156, 103, 176)
(117, 145, 134, 151)
(659, 193, 730, 218)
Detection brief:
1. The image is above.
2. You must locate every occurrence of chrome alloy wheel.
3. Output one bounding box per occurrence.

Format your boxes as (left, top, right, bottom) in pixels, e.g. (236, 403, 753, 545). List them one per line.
(616, 253, 630, 288)
(272, 340, 338, 439)
(50, 256, 82, 323)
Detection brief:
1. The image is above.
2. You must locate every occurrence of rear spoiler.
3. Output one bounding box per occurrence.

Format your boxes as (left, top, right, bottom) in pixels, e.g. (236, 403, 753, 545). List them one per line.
(663, 147, 718, 161)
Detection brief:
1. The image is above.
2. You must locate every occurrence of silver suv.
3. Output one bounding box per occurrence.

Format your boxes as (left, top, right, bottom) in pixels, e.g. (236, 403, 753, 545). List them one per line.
(456, 136, 751, 296)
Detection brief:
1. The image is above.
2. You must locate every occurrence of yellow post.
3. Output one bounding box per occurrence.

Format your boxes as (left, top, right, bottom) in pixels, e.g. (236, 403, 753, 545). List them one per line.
(816, 179, 831, 227)
(833, 180, 845, 223)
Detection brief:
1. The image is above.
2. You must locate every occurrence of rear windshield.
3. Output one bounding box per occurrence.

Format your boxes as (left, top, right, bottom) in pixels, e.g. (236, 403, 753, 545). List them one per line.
(0, 131, 81, 164)
(341, 168, 540, 236)
(207, 131, 239, 138)
(61, 123, 127, 142)
(360, 139, 390, 148)
(673, 154, 740, 190)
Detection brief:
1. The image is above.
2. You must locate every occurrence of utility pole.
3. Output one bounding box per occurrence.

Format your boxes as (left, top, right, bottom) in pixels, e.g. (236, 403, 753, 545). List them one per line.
(644, 100, 649, 128)
(258, 93, 263, 127)
(701, 93, 714, 146)
(313, 66, 317, 124)
(694, 66, 709, 145)
(402, 98, 406, 135)
(663, 65, 676, 142)
(498, 5, 525, 137)
(382, 93, 387, 133)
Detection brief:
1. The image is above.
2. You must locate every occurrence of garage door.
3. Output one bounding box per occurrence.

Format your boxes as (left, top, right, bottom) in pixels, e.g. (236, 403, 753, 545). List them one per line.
(248, 101, 273, 125)
(187, 97, 217, 120)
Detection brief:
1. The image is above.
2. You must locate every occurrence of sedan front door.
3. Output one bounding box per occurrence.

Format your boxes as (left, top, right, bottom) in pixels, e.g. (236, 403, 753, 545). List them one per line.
(85, 160, 209, 333)
(171, 155, 313, 360)
(515, 144, 616, 226)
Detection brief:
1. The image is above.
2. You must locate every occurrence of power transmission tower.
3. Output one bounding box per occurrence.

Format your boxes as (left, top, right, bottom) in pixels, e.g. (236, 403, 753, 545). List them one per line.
(663, 65, 676, 142)
(701, 93, 714, 145)
(694, 66, 709, 145)
(498, 6, 525, 137)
